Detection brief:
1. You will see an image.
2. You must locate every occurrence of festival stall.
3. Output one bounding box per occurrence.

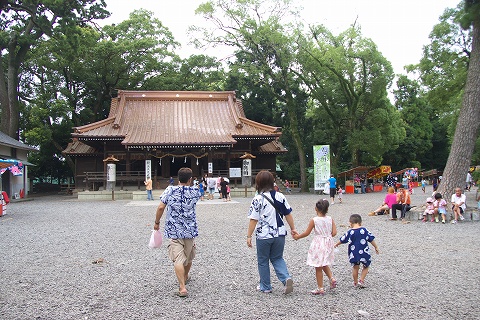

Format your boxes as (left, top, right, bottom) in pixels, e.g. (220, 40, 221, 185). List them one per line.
(367, 165, 391, 192)
(337, 166, 374, 194)
(0, 159, 25, 200)
(393, 168, 419, 189)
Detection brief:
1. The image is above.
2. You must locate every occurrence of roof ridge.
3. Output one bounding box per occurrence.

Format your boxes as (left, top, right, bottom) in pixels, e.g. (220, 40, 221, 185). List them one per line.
(238, 117, 281, 134)
(74, 117, 116, 133)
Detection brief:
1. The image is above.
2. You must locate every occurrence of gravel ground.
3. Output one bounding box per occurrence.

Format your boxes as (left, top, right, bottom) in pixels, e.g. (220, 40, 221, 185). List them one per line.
(0, 188, 479, 320)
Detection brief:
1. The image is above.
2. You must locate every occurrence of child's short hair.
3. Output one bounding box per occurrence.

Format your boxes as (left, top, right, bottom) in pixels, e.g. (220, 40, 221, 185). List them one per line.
(349, 214, 362, 224)
(434, 192, 442, 200)
(315, 199, 329, 213)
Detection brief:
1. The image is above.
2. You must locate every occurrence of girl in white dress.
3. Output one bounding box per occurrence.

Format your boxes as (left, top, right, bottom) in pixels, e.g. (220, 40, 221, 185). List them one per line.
(294, 199, 337, 295)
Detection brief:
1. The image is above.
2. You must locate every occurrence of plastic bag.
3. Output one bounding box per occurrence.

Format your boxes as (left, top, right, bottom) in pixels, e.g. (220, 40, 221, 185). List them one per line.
(148, 230, 163, 249)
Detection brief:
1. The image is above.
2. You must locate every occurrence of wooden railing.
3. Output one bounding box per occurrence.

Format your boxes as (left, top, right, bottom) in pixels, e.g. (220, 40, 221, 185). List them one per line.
(78, 169, 273, 191)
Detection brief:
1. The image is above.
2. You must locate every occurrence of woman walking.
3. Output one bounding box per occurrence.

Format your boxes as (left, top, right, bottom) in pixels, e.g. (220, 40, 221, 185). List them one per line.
(246, 170, 297, 294)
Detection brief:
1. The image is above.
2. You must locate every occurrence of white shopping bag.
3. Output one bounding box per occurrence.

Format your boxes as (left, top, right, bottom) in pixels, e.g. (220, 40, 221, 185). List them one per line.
(148, 230, 163, 249)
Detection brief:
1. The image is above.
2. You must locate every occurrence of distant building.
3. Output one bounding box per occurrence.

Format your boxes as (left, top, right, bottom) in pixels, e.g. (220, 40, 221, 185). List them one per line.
(0, 131, 37, 198)
(63, 90, 287, 190)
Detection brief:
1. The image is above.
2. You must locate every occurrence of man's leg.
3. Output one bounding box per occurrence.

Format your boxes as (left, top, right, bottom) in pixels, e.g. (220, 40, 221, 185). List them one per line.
(174, 263, 187, 294)
(391, 204, 400, 219)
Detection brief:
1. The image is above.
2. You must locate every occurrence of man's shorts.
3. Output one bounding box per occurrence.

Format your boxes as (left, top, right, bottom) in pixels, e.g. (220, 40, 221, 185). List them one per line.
(168, 238, 196, 266)
(330, 188, 336, 198)
(208, 187, 215, 194)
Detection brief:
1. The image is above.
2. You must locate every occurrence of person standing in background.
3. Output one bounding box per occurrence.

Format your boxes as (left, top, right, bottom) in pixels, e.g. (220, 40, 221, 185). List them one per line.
(144, 176, 153, 200)
(328, 175, 337, 205)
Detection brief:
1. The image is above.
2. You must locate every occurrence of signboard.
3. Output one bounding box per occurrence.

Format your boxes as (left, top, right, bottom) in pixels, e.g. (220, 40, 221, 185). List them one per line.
(208, 162, 213, 174)
(313, 145, 330, 190)
(107, 163, 116, 182)
(229, 168, 241, 178)
(145, 160, 151, 180)
(367, 165, 391, 179)
(242, 159, 252, 177)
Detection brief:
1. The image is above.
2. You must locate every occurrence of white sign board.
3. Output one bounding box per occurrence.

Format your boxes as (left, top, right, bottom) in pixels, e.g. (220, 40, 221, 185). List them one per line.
(242, 159, 252, 177)
(107, 163, 116, 182)
(208, 162, 213, 174)
(145, 160, 151, 180)
(313, 145, 330, 190)
(229, 168, 241, 178)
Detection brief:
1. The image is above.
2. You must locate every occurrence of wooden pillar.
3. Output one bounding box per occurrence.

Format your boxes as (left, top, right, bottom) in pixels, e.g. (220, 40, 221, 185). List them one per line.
(126, 150, 131, 173)
(226, 149, 231, 176)
(103, 141, 107, 190)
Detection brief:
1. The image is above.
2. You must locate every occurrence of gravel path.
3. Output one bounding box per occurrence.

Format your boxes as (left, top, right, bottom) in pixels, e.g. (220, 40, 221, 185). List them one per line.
(0, 188, 479, 320)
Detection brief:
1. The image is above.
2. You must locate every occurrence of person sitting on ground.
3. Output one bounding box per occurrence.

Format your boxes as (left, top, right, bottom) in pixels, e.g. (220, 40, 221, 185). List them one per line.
(369, 187, 397, 216)
(433, 192, 447, 224)
(422, 197, 435, 222)
(390, 187, 411, 223)
(451, 187, 466, 224)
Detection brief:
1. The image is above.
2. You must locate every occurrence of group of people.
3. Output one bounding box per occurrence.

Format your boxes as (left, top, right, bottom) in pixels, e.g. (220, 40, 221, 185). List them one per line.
(368, 186, 412, 223)
(369, 183, 471, 225)
(154, 168, 380, 297)
(421, 187, 468, 224)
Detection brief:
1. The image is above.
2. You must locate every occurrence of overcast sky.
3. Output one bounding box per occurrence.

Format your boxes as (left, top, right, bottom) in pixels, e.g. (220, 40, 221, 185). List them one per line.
(100, 0, 461, 76)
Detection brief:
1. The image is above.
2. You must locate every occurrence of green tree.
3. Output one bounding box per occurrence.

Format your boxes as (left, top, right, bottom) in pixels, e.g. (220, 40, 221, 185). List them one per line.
(438, 0, 480, 198)
(22, 9, 181, 178)
(0, 0, 109, 138)
(194, 0, 310, 191)
(385, 75, 433, 169)
(299, 25, 405, 168)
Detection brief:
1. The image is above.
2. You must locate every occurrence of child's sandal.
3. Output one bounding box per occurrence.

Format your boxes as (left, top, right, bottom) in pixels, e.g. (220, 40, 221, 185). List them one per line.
(310, 288, 325, 295)
(330, 278, 337, 289)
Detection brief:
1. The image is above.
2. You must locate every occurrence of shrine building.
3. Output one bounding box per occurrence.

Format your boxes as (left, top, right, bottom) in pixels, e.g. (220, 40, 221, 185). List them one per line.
(63, 90, 287, 190)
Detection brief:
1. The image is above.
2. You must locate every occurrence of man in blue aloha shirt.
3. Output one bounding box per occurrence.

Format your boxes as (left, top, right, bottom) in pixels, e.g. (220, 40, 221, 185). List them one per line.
(154, 167, 200, 297)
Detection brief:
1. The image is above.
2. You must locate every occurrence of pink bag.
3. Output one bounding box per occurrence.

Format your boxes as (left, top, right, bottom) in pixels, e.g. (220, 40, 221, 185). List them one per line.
(148, 230, 163, 248)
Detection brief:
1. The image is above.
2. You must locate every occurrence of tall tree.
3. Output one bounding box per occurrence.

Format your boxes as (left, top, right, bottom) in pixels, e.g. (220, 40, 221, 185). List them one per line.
(299, 25, 404, 168)
(22, 9, 182, 177)
(194, 0, 310, 191)
(0, 0, 109, 138)
(385, 75, 433, 170)
(438, 0, 480, 197)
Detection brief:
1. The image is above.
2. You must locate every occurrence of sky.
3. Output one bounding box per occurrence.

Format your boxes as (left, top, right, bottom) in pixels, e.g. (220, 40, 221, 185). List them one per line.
(100, 0, 461, 76)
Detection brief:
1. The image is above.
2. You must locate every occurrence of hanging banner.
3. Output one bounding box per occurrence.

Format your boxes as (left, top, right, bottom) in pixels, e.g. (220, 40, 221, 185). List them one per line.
(145, 160, 151, 180)
(313, 145, 330, 191)
(242, 159, 252, 177)
(107, 163, 116, 182)
(0, 159, 24, 176)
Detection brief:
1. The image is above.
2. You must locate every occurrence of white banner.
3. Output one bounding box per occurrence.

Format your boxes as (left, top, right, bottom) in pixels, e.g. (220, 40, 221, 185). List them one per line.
(208, 162, 213, 174)
(242, 159, 252, 177)
(313, 145, 330, 190)
(145, 160, 151, 180)
(107, 163, 116, 182)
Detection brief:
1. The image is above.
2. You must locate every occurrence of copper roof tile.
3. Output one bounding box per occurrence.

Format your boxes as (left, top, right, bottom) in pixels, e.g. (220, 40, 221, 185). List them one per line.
(72, 91, 281, 148)
(62, 140, 97, 155)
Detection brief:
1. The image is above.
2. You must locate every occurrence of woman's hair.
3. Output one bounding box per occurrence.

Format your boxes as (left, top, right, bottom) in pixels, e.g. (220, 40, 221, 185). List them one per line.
(349, 214, 362, 225)
(315, 199, 329, 215)
(434, 192, 443, 200)
(387, 187, 395, 193)
(255, 170, 274, 192)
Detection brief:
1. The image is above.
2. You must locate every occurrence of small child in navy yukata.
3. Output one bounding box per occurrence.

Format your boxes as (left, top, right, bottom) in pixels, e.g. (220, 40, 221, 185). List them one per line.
(335, 214, 379, 288)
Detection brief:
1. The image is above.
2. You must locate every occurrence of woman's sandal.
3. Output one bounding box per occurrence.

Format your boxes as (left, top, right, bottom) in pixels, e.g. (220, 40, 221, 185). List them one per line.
(310, 288, 325, 295)
(330, 278, 337, 289)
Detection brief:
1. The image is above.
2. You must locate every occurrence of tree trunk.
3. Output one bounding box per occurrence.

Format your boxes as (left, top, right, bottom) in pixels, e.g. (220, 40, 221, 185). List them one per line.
(437, 15, 480, 199)
(285, 93, 308, 192)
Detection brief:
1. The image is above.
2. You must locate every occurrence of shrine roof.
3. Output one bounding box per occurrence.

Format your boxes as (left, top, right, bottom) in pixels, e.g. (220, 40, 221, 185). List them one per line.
(72, 90, 281, 149)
